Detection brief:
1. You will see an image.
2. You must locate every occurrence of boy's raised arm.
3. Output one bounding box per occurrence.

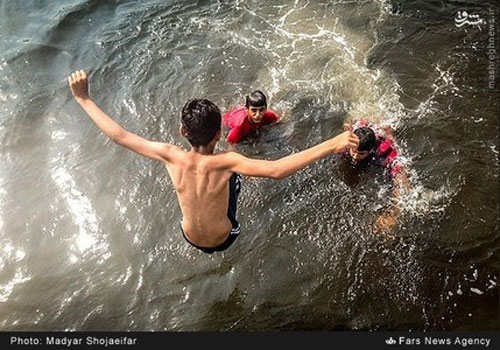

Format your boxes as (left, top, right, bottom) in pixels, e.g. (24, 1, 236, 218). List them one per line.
(68, 70, 172, 163)
(226, 131, 359, 179)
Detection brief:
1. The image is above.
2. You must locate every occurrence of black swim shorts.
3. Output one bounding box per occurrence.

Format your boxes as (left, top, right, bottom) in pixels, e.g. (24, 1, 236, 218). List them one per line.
(181, 173, 242, 253)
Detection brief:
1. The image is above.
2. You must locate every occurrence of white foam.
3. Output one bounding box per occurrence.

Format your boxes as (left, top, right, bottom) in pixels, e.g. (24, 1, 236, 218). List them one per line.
(398, 181, 456, 217)
(416, 64, 461, 120)
(0, 270, 31, 302)
(123, 97, 138, 117)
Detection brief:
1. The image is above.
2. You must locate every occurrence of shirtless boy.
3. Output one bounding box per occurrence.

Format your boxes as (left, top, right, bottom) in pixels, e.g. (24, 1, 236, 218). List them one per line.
(68, 70, 359, 253)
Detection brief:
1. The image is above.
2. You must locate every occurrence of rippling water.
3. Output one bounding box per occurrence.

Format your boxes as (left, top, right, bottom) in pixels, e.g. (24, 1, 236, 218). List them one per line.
(0, 0, 498, 331)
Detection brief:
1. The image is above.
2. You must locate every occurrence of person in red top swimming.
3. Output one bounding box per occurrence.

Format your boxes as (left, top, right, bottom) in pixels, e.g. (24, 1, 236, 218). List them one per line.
(343, 120, 410, 234)
(223, 90, 280, 143)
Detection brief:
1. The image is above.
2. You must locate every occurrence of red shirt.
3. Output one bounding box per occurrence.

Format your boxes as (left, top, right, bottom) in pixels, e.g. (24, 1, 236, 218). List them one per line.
(222, 106, 279, 143)
(374, 136, 402, 178)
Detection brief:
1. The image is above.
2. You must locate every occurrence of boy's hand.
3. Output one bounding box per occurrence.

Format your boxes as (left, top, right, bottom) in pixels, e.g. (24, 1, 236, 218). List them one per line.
(333, 130, 359, 153)
(68, 70, 90, 102)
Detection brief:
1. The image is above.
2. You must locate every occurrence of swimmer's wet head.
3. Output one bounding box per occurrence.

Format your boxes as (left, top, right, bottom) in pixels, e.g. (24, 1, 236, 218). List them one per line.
(349, 126, 376, 164)
(180, 99, 222, 150)
(245, 90, 268, 124)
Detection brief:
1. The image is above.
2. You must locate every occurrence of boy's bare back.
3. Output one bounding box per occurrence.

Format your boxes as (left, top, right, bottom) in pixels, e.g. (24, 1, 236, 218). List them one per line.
(68, 69, 359, 252)
(163, 147, 239, 247)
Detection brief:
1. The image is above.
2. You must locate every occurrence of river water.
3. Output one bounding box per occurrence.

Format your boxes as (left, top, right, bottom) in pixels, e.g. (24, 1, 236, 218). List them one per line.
(0, 0, 498, 331)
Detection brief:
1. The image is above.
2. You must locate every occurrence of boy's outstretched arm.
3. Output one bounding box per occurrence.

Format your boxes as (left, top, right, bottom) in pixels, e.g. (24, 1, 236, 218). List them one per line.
(225, 131, 359, 179)
(68, 70, 172, 163)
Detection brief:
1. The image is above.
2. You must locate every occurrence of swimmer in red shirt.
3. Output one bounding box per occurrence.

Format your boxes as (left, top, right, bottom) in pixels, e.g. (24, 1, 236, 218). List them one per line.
(343, 121, 410, 234)
(223, 90, 280, 143)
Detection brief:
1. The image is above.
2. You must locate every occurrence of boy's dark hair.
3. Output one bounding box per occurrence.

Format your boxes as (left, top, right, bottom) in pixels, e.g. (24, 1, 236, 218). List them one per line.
(181, 99, 221, 147)
(245, 90, 267, 108)
(354, 126, 376, 151)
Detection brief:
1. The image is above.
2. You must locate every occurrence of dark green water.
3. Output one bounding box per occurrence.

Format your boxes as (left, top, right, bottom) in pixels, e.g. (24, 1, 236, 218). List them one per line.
(0, 0, 498, 331)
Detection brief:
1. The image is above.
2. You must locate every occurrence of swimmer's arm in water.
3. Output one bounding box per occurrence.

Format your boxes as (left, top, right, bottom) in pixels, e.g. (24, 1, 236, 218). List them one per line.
(392, 168, 410, 199)
(267, 109, 280, 124)
(68, 70, 172, 163)
(374, 167, 411, 233)
(226, 126, 244, 144)
(225, 131, 359, 179)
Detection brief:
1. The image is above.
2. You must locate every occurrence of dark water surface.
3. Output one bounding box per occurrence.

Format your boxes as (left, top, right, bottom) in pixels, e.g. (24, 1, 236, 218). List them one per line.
(0, 0, 498, 331)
